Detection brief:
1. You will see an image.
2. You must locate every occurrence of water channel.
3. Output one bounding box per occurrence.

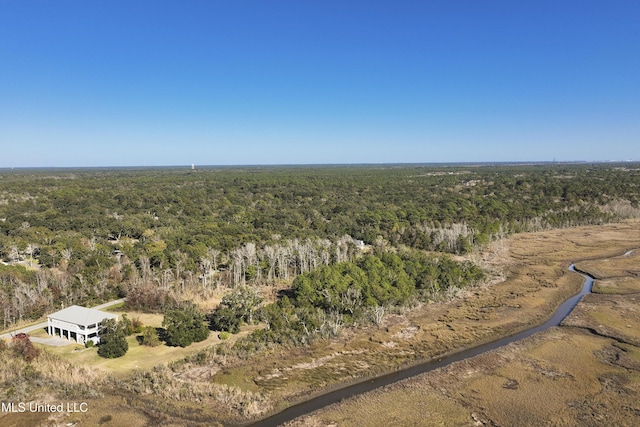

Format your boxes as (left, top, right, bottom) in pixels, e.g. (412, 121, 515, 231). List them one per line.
(246, 263, 597, 427)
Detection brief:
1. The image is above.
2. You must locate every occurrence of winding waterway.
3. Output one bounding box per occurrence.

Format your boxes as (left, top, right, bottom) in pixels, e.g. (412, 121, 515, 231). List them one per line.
(247, 263, 597, 427)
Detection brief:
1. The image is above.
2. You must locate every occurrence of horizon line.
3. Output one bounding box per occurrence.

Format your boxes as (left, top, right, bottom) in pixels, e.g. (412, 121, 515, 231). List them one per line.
(2, 159, 640, 171)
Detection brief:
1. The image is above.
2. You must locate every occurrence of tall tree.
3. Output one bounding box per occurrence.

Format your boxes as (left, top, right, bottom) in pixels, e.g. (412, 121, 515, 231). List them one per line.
(162, 305, 209, 347)
(97, 318, 129, 358)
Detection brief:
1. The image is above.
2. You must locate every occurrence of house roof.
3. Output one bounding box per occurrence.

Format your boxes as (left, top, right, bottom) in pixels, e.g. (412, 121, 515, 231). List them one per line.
(47, 305, 117, 326)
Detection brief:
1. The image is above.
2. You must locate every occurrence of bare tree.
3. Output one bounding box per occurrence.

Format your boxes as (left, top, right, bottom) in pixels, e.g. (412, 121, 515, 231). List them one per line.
(371, 305, 386, 326)
(87, 236, 98, 252)
(172, 250, 188, 291)
(275, 244, 291, 280)
(25, 244, 38, 267)
(318, 239, 332, 266)
(138, 256, 151, 284)
(262, 245, 277, 283)
(207, 247, 221, 272)
(200, 257, 212, 290)
(328, 310, 343, 336)
(340, 286, 362, 315)
(61, 247, 73, 264)
(230, 248, 243, 287)
(161, 268, 174, 291)
(8, 245, 20, 264)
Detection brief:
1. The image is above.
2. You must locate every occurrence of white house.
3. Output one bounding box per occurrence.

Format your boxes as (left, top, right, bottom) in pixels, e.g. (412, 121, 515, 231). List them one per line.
(47, 305, 118, 344)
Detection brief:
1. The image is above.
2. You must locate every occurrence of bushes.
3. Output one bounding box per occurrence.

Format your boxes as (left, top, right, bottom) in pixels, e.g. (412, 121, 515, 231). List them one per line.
(11, 335, 40, 363)
(121, 314, 134, 335)
(141, 326, 161, 347)
(120, 314, 144, 336)
(132, 317, 144, 333)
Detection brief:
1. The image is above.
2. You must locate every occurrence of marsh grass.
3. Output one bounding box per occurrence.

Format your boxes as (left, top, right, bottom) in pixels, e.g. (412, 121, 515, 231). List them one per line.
(593, 276, 640, 294)
(289, 220, 640, 427)
(576, 252, 640, 279)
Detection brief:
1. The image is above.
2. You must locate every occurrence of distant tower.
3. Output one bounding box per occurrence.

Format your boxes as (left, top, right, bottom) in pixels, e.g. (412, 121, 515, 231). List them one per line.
(191, 164, 195, 170)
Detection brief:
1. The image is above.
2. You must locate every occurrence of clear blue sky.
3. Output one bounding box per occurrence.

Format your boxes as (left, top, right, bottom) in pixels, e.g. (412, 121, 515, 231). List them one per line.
(1, 1, 639, 167)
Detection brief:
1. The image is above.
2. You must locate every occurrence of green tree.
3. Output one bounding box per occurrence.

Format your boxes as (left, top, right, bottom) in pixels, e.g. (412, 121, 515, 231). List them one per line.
(209, 307, 242, 334)
(163, 306, 209, 347)
(97, 318, 129, 358)
(220, 286, 263, 324)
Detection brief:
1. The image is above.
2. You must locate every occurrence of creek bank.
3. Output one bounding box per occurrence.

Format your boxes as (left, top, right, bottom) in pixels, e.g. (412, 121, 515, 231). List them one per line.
(247, 262, 598, 427)
(295, 247, 640, 427)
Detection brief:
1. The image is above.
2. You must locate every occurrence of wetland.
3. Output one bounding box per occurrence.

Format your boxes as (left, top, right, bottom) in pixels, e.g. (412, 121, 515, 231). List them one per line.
(0, 164, 639, 426)
(290, 224, 640, 427)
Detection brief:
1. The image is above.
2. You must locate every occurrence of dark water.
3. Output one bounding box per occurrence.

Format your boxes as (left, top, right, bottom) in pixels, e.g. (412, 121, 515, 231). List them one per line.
(244, 264, 594, 427)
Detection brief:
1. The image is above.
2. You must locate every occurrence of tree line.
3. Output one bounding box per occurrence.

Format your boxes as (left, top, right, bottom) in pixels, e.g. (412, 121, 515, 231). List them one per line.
(0, 163, 639, 328)
(211, 250, 484, 348)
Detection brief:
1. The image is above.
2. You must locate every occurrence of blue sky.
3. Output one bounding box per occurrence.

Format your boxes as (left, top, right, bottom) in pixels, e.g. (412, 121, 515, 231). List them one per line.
(1, 1, 639, 167)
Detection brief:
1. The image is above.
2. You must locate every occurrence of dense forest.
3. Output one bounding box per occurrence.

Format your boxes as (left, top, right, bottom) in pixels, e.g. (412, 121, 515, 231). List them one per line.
(1, 163, 639, 330)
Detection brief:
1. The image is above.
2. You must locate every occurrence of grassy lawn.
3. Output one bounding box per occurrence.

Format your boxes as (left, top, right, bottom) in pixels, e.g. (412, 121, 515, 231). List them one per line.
(46, 332, 223, 377)
(39, 309, 256, 378)
(108, 311, 164, 326)
(103, 301, 126, 311)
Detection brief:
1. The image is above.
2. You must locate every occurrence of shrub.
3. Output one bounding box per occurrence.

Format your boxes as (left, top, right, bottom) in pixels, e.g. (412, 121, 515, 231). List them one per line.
(121, 314, 134, 336)
(131, 317, 144, 334)
(11, 335, 40, 363)
(218, 331, 230, 340)
(85, 340, 94, 348)
(142, 326, 161, 347)
(99, 414, 113, 424)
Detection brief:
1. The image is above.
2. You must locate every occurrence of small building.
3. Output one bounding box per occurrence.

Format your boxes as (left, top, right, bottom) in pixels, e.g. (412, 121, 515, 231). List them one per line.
(47, 305, 118, 344)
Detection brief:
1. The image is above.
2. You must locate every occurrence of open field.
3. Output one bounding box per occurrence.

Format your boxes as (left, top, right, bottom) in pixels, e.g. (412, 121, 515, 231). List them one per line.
(290, 222, 640, 426)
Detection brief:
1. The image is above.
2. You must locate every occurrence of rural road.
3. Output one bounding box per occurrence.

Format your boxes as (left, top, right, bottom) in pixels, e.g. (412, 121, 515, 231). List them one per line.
(0, 298, 127, 345)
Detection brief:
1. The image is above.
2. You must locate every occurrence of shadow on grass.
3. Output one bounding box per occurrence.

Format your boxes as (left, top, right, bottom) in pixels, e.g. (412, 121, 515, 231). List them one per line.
(156, 327, 168, 343)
